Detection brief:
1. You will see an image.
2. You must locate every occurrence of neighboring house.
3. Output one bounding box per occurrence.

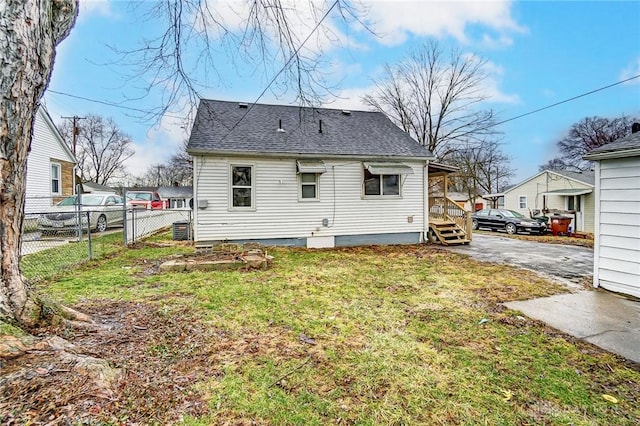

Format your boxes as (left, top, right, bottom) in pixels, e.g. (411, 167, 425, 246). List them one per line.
(584, 124, 640, 298)
(82, 181, 116, 194)
(502, 169, 595, 233)
(25, 107, 76, 214)
(158, 185, 193, 209)
(186, 99, 435, 248)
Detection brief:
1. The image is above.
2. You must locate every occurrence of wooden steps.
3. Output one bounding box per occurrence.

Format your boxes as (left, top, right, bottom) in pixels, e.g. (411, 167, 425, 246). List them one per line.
(428, 220, 470, 246)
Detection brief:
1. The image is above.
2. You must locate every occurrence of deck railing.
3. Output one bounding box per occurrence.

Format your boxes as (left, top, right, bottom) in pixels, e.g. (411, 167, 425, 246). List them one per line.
(428, 196, 472, 239)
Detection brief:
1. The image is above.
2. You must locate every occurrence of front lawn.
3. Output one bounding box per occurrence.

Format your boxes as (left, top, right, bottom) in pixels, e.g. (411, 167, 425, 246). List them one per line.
(3, 234, 638, 424)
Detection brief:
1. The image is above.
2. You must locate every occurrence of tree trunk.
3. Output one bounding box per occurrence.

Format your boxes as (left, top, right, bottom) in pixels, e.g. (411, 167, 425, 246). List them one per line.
(0, 1, 78, 326)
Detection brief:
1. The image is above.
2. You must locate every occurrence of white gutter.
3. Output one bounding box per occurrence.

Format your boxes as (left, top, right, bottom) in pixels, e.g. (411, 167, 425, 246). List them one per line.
(583, 149, 640, 161)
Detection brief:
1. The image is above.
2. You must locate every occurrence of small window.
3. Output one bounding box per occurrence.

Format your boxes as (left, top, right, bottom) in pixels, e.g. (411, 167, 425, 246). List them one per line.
(364, 169, 400, 197)
(518, 195, 527, 209)
(231, 165, 254, 208)
(51, 163, 61, 194)
(300, 173, 319, 200)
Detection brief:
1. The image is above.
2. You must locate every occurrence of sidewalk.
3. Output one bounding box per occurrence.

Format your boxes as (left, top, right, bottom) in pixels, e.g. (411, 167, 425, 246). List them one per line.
(505, 290, 640, 364)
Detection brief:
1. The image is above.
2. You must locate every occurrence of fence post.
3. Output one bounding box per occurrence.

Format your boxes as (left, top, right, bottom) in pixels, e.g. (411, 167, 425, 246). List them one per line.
(123, 190, 128, 247)
(76, 190, 83, 242)
(87, 211, 93, 259)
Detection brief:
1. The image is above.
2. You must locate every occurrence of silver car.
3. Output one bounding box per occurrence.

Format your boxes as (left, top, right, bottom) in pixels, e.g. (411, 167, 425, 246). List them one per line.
(38, 193, 126, 233)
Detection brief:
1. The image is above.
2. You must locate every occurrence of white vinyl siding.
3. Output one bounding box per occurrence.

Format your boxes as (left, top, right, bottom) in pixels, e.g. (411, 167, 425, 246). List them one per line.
(193, 156, 426, 242)
(25, 108, 76, 214)
(594, 157, 640, 298)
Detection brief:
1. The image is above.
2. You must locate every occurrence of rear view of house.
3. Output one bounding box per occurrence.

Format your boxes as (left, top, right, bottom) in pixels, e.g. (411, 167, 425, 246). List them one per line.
(584, 124, 640, 298)
(187, 100, 435, 248)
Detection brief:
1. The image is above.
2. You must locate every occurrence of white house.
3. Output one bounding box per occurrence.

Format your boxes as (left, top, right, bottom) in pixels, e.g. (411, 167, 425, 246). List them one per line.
(186, 100, 435, 248)
(158, 185, 193, 209)
(502, 169, 595, 233)
(584, 125, 640, 298)
(25, 107, 76, 214)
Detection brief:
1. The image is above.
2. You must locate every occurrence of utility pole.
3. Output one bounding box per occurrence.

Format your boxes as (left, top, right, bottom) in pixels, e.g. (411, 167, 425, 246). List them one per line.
(61, 115, 85, 157)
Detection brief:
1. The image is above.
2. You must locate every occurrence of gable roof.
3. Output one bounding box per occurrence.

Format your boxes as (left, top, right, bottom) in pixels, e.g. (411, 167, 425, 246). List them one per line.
(504, 169, 594, 194)
(187, 100, 434, 160)
(583, 130, 640, 160)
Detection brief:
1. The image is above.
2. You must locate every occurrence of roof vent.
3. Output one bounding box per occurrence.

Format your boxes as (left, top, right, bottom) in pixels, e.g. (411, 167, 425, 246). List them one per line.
(319, 119, 323, 134)
(277, 119, 285, 133)
(238, 103, 248, 109)
(341, 110, 351, 116)
(632, 122, 640, 134)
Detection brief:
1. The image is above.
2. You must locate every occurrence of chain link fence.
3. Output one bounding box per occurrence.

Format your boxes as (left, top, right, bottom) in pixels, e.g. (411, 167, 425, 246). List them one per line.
(21, 198, 193, 284)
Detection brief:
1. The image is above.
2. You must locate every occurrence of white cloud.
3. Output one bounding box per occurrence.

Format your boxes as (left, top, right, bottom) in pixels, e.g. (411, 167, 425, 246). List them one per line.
(620, 57, 640, 84)
(78, 0, 113, 21)
(125, 112, 190, 180)
(362, 0, 525, 46)
(482, 60, 520, 104)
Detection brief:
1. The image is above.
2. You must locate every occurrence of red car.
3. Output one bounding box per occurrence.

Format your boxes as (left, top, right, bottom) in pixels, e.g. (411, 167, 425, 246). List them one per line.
(126, 191, 166, 210)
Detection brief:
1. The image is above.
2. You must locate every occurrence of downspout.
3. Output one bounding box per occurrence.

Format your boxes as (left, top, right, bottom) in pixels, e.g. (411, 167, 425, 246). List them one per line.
(423, 161, 428, 243)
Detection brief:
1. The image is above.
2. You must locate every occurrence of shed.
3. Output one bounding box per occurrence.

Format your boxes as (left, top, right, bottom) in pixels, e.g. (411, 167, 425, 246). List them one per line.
(584, 124, 640, 298)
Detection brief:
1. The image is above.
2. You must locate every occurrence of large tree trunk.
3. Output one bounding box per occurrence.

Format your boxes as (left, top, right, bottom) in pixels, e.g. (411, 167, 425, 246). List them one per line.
(0, 1, 78, 326)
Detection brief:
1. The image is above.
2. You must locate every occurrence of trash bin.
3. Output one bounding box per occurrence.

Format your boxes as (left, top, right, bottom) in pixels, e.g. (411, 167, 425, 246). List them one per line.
(550, 216, 571, 236)
(172, 221, 191, 241)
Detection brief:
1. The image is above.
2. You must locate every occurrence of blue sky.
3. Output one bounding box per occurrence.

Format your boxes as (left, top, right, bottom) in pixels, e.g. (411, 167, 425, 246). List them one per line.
(44, 0, 640, 185)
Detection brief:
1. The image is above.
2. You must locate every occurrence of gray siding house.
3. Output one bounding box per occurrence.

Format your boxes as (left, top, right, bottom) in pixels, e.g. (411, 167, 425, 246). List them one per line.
(584, 125, 640, 298)
(187, 100, 435, 248)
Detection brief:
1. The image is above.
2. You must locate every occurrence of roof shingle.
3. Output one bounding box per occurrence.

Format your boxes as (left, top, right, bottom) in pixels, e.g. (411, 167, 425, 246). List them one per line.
(187, 100, 433, 159)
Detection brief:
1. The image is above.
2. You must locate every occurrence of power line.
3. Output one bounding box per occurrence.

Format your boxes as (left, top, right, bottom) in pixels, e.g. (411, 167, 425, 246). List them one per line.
(47, 89, 185, 120)
(218, 0, 340, 140)
(494, 73, 640, 128)
(48, 66, 640, 139)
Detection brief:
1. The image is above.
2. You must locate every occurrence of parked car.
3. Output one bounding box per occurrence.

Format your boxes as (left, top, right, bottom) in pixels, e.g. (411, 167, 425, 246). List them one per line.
(38, 193, 126, 233)
(471, 208, 546, 235)
(126, 191, 166, 210)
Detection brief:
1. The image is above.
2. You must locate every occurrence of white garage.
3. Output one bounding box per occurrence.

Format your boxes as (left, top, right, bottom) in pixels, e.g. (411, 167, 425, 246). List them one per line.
(584, 125, 640, 298)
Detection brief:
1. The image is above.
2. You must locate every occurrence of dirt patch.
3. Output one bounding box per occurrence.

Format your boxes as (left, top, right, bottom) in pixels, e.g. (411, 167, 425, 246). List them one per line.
(0, 298, 316, 424)
(1, 301, 215, 424)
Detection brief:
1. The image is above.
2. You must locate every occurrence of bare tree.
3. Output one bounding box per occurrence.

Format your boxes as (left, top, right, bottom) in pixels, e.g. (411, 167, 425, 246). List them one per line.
(363, 40, 498, 160)
(0, 0, 366, 329)
(119, 1, 366, 120)
(60, 115, 135, 186)
(448, 140, 515, 202)
(541, 115, 638, 172)
(136, 141, 193, 187)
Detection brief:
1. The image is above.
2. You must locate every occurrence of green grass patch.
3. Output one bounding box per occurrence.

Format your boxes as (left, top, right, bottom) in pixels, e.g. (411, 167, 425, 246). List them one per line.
(42, 240, 640, 424)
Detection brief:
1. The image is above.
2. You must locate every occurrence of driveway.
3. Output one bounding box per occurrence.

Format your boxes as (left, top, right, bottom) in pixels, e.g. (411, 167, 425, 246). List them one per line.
(443, 233, 593, 289)
(444, 233, 640, 364)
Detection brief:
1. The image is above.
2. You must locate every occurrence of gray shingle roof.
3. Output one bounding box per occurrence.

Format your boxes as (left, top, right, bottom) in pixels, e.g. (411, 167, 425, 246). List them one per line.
(187, 99, 433, 159)
(552, 170, 595, 186)
(158, 186, 193, 198)
(585, 131, 640, 157)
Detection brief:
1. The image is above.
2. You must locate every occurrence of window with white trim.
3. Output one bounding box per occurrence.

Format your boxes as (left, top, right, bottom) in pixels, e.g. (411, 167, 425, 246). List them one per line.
(518, 195, 527, 209)
(230, 165, 254, 208)
(300, 173, 319, 200)
(363, 162, 413, 197)
(51, 163, 61, 195)
(364, 169, 401, 196)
